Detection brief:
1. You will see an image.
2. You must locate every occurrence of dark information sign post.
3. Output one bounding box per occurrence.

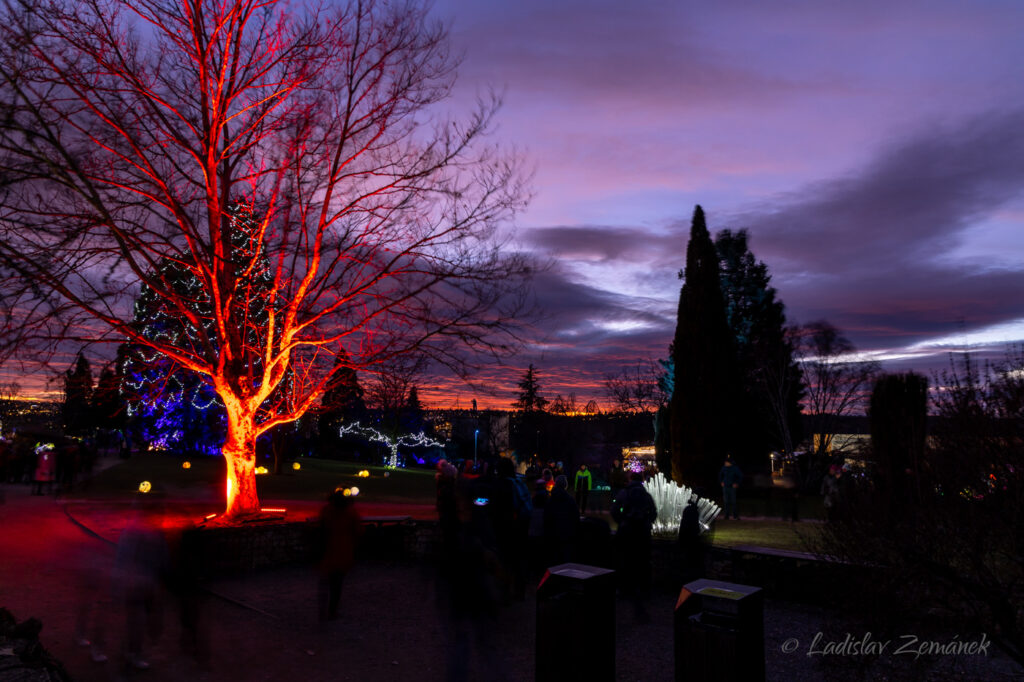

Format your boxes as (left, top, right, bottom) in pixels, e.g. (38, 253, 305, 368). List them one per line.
(536, 563, 616, 682)
(675, 578, 765, 682)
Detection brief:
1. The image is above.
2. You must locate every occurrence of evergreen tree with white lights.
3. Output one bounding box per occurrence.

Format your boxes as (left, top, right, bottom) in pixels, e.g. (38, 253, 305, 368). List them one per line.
(122, 202, 274, 454)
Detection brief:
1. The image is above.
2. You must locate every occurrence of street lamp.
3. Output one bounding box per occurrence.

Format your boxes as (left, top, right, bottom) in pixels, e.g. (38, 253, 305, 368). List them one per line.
(474, 429, 479, 464)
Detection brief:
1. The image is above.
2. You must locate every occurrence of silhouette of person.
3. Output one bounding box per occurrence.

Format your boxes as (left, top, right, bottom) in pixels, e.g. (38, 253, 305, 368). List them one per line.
(719, 457, 743, 520)
(544, 475, 579, 567)
(612, 472, 658, 619)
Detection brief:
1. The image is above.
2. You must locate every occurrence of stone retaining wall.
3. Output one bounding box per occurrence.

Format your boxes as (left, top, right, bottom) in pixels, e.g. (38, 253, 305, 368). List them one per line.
(189, 517, 850, 602)
(190, 518, 441, 575)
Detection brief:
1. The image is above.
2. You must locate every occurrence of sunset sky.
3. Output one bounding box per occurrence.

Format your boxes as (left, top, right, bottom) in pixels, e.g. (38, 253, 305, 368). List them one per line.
(420, 0, 1024, 408)
(5, 0, 1024, 411)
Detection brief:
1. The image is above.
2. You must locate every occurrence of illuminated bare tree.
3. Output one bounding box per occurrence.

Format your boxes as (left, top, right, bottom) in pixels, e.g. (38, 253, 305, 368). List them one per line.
(0, 0, 531, 517)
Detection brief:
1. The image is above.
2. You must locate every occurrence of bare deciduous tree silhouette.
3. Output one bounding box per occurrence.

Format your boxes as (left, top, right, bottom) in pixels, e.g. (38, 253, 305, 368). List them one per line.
(0, 0, 531, 517)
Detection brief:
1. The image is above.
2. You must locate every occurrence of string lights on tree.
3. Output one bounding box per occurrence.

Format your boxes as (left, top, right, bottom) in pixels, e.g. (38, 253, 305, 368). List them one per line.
(339, 421, 445, 468)
(122, 202, 273, 454)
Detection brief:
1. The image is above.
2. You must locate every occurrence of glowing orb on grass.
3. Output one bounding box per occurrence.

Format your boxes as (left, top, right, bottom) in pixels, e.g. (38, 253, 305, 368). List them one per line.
(182, 461, 191, 469)
(349, 487, 359, 496)
(138, 481, 152, 493)
(342, 488, 352, 497)
(255, 466, 269, 475)
(358, 470, 370, 478)
(383, 471, 390, 478)
(292, 462, 301, 471)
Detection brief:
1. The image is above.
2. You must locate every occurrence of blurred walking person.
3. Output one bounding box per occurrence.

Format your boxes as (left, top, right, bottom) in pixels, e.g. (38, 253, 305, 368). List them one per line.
(317, 489, 362, 622)
(114, 496, 168, 671)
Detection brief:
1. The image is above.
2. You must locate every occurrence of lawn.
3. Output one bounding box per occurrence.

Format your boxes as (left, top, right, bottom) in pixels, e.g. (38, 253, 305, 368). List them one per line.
(69, 453, 823, 552)
(705, 518, 822, 553)
(68, 451, 437, 506)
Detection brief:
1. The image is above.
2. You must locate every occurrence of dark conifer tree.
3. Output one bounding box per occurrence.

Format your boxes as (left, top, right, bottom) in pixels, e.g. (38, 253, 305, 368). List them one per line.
(63, 353, 94, 436)
(92, 360, 127, 430)
(512, 364, 548, 412)
(670, 206, 735, 487)
(121, 201, 270, 453)
(715, 229, 803, 467)
(511, 363, 548, 459)
(401, 386, 426, 433)
(318, 349, 367, 455)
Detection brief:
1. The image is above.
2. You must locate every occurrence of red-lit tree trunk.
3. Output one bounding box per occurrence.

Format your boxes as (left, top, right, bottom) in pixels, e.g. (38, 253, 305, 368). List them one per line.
(222, 405, 260, 517)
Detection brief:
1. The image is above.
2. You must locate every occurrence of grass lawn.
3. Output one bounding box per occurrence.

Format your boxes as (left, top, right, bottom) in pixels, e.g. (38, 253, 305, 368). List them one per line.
(69, 451, 437, 506)
(706, 518, 822, 553)
(70, 453, 824, 552)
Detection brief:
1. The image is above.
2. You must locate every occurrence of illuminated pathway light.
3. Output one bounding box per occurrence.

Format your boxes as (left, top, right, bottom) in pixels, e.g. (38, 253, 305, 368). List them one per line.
(339, 422, 444, 468)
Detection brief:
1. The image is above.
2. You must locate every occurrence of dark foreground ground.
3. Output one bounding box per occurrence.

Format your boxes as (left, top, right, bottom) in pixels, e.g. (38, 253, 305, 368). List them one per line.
(2, 478, 1022, 681)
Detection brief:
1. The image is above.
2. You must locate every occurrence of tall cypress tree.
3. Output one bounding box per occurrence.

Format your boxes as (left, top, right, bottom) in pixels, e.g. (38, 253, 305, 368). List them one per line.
(670, 206, 735, 487)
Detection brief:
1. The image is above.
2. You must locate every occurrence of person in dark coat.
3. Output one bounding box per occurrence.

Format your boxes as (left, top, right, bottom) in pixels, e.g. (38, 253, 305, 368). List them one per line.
(436, 460, 460, 558)
(543, 475, 579, 567)
(719, 457, 743, 520)
(612, 472, 658, 618)
(676, 493, 704, 585)
(608, 459, 628, 499)
(493, 458, 530, 600)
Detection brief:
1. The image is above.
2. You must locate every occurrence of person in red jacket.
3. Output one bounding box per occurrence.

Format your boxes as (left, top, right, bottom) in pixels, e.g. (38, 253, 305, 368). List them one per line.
(317, 490, 363, 621)
(32, 443, 56, 495)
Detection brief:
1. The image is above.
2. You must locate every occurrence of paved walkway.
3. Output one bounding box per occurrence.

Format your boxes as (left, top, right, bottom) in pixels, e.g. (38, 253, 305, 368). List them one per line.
(3, 467, 1022, 681)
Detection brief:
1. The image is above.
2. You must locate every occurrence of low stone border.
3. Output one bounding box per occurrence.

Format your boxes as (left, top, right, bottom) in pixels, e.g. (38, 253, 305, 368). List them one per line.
(179, 516, 853, 603)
